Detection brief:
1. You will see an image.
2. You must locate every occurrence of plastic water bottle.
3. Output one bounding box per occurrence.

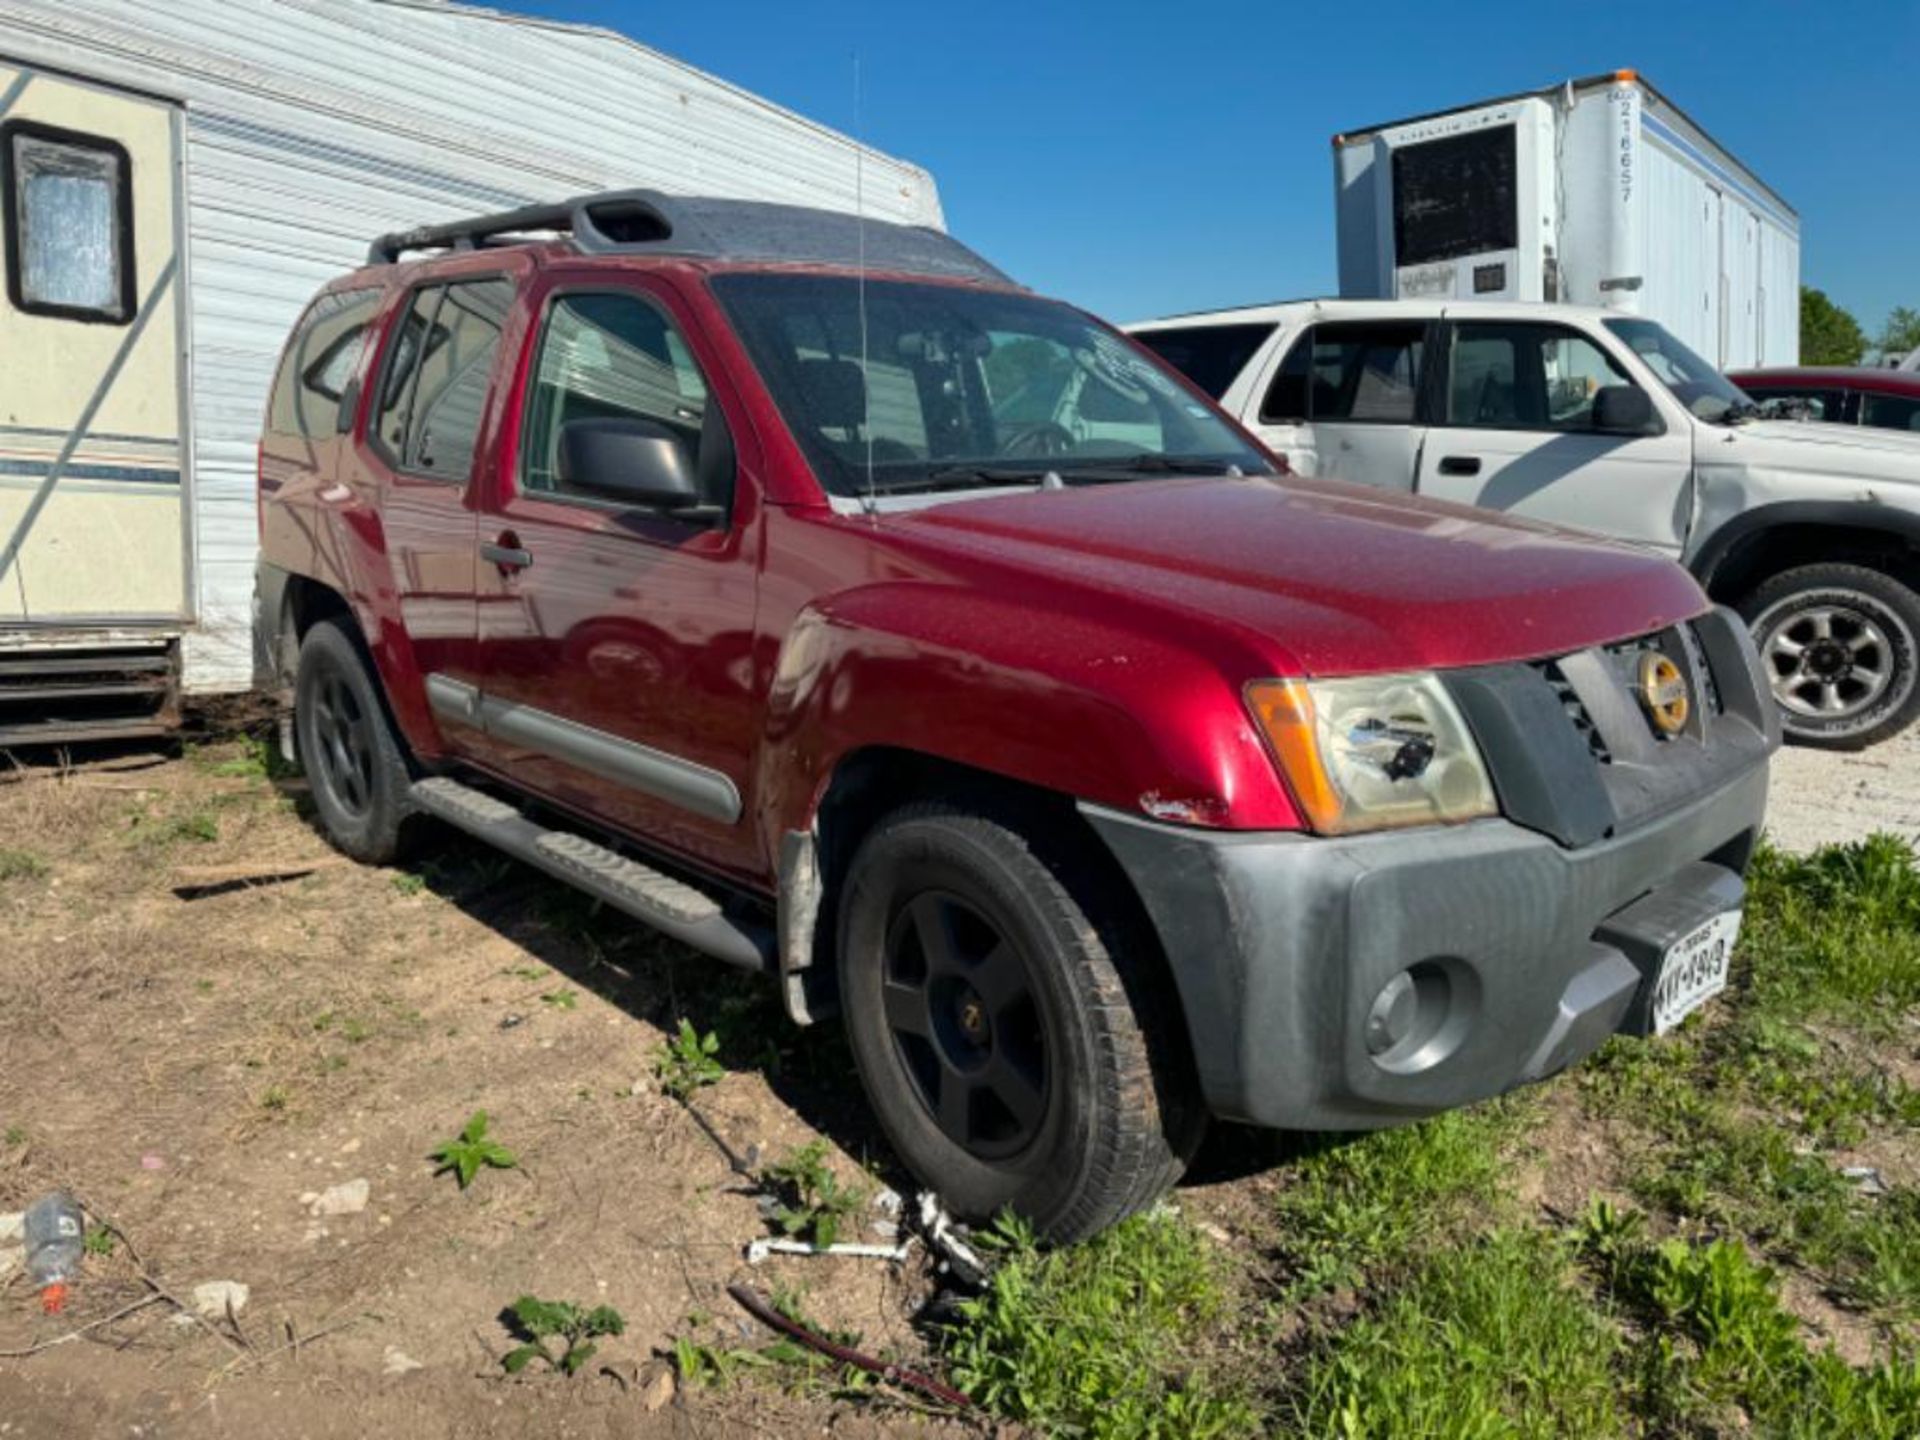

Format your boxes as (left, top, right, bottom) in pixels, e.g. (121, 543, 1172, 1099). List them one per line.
(23, 1192, 84, 1314)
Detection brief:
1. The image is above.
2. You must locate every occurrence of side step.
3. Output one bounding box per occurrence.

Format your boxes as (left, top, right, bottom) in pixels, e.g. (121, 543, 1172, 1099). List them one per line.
(409, 777, 774, 973)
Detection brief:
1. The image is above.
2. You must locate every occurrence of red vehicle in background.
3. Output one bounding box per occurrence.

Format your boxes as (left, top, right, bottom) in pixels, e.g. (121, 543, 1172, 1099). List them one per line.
(254, 191, 1776, 1240)
(1730, 366, 1920, 433)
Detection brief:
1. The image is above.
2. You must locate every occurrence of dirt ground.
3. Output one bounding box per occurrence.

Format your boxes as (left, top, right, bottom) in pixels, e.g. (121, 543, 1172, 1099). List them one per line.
(1767, 725, 1920, 855)
(0, 729, 1903, 1437)
(0, 742, 1009, 1439)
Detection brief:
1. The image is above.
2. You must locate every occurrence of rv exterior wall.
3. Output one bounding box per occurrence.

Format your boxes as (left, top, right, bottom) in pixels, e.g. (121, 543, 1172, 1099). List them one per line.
(0, 0, 941, 693)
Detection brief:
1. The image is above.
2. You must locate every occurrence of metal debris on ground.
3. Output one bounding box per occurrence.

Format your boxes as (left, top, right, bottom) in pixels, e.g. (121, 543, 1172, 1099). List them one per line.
(914, 1192, 990, 1290)
(744, 1236, 915, 1265)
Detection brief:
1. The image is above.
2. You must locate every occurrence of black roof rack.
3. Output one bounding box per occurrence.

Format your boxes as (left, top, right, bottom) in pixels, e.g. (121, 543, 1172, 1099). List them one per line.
(367, 189, 1011, 284)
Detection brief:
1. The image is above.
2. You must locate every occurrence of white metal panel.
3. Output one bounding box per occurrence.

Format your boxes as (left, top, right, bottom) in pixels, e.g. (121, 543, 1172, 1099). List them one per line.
(1639, 139, 1720, 366)
(1720, 201, 1759, 369)
(0, 0, 943, 692)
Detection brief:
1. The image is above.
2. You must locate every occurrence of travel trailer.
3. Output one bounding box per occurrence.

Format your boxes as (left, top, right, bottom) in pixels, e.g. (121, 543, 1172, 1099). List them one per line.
(0, 0, 938, 743)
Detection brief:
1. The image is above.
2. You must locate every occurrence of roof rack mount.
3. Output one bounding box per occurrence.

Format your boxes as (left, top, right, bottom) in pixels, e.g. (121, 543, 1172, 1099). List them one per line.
(366, 190, 675, 265)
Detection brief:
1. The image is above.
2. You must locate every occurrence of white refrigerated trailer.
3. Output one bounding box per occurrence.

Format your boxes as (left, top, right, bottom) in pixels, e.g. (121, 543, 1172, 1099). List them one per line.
(1333, 71, 1798, 372)
(0, 0, 940, 744)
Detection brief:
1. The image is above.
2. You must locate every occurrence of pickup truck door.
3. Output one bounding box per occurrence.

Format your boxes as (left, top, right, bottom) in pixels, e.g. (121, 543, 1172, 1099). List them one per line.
(467, 275, 764, 881)
(1415, 318, 1693, 553)
(1246, 320, 1427, 492)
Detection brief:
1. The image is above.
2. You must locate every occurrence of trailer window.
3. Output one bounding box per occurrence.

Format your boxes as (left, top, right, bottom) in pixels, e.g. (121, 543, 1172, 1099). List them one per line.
(1130, 323, 1275, 400)
(267, 289, 383, 439)
(1391, 126, 1517, 269)
(2, 121, 135, 324)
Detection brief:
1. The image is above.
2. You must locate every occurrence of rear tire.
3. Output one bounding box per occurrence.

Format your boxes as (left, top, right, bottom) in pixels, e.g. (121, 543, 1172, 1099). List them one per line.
(294, 618, 417, 863)
(1739, 563, 1920, 749)
(837, 802, 1202, 1243)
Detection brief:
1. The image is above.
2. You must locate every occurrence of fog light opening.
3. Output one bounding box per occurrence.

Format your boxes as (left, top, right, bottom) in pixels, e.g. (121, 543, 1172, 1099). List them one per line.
(1365, 958, 1477, 1075)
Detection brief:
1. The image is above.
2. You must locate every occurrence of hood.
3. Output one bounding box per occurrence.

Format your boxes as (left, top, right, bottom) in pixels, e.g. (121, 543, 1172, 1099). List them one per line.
(883, 475, 1706, 676)
(1712, 419, 1920, 483)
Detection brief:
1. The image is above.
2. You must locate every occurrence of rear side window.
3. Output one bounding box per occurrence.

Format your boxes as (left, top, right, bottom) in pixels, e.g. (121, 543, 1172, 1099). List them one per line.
(1270, 322, 1426, 424)
(266, 289, 382, 439)
(371, 277, 515, 479)
(1130, 323, 1275, 400)
(1863, 392, 1920, 431)
(2, 120, 135, 324)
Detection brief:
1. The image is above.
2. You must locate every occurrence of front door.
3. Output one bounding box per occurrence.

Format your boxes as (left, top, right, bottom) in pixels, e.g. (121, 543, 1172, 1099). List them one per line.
(472, 275, 763, 881)
(1251, 320, 1427, 492)
(0, 59, 186, 622)
(1417, 319, 1693, 554)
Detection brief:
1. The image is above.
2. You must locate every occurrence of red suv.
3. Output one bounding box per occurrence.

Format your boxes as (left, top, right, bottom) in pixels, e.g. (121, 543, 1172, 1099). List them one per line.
(255, 191, 1778, 1240)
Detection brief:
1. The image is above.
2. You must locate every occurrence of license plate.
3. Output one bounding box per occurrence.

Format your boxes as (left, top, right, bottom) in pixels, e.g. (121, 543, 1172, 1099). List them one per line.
(1652, 910, 1740, 1034)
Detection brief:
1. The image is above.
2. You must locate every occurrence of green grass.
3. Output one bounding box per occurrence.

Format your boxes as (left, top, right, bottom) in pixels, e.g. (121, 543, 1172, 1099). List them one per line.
(946, 1211, 1258, 1440)
(1291, 1227, 1628, 1439)
(1271, 1101, 1523, 1295)
(0, 847, 47, 881)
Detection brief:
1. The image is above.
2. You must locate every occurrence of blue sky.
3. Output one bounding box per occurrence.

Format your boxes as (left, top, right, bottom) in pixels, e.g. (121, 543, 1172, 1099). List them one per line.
(505, 0, 1916, 338)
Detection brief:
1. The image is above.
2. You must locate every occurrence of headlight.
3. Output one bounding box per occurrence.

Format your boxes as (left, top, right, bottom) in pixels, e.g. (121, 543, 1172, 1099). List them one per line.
(1245, 672, 1497, 835)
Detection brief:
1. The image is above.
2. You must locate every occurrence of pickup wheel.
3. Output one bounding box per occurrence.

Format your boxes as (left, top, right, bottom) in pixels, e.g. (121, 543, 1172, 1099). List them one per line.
(837, 803, 1201, 1243)
(1740, 563, 1920, 749)
(294, 618, 417, 864)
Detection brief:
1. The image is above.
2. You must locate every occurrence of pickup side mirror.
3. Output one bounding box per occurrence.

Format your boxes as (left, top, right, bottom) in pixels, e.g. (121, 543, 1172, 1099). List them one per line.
(1592, 385, 1659, 436)
(557, 418, 708, 514)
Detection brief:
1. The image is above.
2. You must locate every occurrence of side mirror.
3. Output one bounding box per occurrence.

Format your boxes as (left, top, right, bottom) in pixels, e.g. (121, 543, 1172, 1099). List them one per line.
(557, 418, 707, 514)
(334, 377, 362, 436)
(1592, 385, 1659, 436)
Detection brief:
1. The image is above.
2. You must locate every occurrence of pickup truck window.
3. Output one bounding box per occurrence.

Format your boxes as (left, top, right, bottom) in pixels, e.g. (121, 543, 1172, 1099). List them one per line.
(712, 273, 1268, 496)
(1604, 318, 1751, 424)
(1264, 322, 1425, 426)
(1443, 322, 1636, 431)
(1863, 392, 1920, 432)
(521, 292, 712, 500)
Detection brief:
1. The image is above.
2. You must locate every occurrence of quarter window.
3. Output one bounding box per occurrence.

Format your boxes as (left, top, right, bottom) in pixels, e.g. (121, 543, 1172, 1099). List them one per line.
(521, 292, 713, 501)
(266, 289, 382, 439)
(1445, 323, 1637, 431)
(2, 121, 135, 324)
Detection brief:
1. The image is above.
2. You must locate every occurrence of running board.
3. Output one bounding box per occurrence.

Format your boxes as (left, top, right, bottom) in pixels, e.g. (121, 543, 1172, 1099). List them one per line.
(409, 777, 774, 974)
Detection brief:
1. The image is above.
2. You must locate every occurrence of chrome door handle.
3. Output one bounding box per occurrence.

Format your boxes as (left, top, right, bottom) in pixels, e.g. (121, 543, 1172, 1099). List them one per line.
(480, 540, 532, 572)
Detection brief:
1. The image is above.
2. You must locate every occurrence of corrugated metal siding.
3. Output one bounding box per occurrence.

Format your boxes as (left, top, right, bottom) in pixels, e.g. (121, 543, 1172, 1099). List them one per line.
(0, 0, 942, 691)
(1639, 141, 1720, 366)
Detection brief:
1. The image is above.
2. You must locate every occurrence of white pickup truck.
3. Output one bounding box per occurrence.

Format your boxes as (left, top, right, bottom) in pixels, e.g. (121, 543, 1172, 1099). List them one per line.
(1131, 299, 1920, 748)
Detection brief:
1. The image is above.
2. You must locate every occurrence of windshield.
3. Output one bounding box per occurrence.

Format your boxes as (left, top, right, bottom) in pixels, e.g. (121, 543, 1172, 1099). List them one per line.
(1603, 318, 1754, 423)
(711, 274, 1272, 497)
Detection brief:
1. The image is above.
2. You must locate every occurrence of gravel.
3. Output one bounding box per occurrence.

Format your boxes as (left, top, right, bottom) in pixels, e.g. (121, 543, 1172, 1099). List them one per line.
(1765, 728, 1920, 854)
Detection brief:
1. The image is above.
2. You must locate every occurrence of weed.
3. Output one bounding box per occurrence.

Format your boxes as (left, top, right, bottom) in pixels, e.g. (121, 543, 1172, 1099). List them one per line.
(83, 1224, 115, 1258)
(501, 965, 544, 982)
(539, 989, 578, 1012)
(431, 1111, 518, 1189)
(194, 979, 215, 995)
(762, 1140, 864, 1248)
(1292, 1226, 1628, 1439)
(3, 1125, 24, 1147)
(654, 1019, 724, 1099)
(390, 871, 427, 897)
(1271, 1102, 1520, 1294)
(502, 1296, 624, 1376)
(947, 1210, 1257, 1440)
(199, 733, 290, 780)
(260, 1085, 290, 1112)
(0, 848, 47, 881)
(166, 812, 220, 845)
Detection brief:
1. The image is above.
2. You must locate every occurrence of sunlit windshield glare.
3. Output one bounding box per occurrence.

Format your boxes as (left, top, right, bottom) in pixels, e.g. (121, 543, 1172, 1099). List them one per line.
(712, 274, 1272, 496)
(1603, 318, 1753, 423)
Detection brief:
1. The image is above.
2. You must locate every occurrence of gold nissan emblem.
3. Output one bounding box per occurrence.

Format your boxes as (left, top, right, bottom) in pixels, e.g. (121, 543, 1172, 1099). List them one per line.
(1636, 651, 1690, 736)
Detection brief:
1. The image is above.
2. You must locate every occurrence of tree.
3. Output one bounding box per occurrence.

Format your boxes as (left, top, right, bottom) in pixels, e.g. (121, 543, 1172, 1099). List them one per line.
(1801, 287, 1867, 366)
(1877, 307, 1920, 362)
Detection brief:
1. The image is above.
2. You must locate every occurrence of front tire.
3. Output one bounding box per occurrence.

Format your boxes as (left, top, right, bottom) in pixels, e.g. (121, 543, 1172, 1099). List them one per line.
(1740, 563, 1920, 749)
(837, 803, 1201, 1243)
(294, 618, 418, 863)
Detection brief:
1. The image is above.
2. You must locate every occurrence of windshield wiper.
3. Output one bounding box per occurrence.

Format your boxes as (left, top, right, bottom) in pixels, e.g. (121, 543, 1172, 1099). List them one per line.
(874, 465, 1056, 496)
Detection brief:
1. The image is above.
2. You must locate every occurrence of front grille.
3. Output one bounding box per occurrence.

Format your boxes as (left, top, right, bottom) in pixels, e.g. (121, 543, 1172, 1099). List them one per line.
(1679, 622, 1724, 715)
(1535, 658, 1612, 764)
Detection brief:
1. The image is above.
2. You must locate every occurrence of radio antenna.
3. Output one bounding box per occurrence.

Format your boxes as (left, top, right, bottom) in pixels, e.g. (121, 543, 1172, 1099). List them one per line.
(853, 53, 877, 518)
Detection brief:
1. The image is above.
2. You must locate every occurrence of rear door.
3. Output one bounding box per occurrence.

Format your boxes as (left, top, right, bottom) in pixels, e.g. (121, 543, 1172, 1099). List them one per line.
(1417, 318, 1693, 552)
(1249, 320, 1427, 490)
(0, 60, 187, 623)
